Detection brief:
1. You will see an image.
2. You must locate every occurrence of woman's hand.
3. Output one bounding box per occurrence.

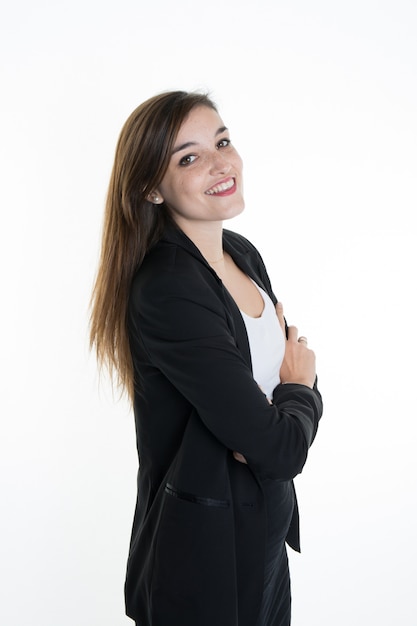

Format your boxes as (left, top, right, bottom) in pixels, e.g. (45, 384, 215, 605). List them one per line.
(276, 302, 316, 389)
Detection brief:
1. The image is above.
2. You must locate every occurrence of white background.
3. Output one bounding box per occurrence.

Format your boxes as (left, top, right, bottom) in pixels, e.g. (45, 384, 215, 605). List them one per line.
(1, 1, 416, 624)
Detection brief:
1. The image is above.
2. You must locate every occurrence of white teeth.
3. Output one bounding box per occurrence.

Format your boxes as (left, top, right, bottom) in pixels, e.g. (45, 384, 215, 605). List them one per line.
(205, 179, 234, 195)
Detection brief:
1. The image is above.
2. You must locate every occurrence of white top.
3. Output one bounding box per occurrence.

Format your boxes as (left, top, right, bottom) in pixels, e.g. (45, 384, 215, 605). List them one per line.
(240, 281, 285, 400)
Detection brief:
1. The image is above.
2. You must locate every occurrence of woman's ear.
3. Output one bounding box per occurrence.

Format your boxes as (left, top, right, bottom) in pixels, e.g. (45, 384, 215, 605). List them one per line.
(146, 190, 164, 204)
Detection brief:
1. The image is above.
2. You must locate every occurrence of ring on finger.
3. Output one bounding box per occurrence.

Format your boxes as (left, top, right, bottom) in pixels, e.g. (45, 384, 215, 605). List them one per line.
(298, 336, 308, 344)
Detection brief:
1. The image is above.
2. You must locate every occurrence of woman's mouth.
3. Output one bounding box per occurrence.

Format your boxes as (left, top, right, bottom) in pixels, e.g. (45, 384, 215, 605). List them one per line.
(205, 177, 236, 196)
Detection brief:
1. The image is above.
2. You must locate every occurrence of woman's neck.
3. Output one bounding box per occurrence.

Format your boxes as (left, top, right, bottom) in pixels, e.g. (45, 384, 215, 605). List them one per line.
(175, 219, 224, 266)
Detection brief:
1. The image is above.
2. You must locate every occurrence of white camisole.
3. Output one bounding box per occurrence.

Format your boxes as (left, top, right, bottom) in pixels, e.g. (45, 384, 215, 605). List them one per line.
(240, 281, 285, 400)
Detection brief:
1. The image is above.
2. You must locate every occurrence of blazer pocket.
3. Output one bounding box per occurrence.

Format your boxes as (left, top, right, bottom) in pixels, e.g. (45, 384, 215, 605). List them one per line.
(165, 482, 230, 508)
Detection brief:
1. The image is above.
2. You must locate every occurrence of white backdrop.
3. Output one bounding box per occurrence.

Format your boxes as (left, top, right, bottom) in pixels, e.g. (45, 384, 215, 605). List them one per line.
(1, 1, 416, 624)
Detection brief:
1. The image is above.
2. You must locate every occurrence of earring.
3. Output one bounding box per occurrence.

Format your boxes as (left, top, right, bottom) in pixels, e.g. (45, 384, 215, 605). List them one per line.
(147, 193, 161, 204)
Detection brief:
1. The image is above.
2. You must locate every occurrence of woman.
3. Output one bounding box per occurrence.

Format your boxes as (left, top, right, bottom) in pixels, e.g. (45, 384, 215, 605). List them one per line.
(90, 90, 323, 626)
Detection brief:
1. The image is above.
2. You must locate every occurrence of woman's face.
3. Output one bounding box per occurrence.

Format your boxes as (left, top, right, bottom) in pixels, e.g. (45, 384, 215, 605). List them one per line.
(153, 105, 244, 229)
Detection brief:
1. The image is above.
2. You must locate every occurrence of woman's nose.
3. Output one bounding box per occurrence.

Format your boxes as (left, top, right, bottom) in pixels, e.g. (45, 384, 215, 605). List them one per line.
(209, 151, 231, 175)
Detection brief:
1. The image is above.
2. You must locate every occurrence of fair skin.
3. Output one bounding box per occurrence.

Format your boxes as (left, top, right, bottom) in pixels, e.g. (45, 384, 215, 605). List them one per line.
(148, 105, 316, 461)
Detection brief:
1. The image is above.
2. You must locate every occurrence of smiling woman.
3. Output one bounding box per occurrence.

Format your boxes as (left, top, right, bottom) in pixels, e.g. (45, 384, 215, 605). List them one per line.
(89, 90, 323, 626)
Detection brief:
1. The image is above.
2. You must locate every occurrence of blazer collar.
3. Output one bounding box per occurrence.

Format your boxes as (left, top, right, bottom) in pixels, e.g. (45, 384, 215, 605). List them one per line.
(160, 223, 269, 295)
(159, 224, 271, 372)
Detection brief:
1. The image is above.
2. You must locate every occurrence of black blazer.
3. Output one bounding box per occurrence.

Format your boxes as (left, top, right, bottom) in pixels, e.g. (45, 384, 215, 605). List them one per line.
(125, 225, 323, 626)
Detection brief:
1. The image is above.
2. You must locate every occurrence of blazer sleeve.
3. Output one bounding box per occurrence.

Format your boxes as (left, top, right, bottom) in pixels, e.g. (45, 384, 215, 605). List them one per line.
(129, 252, 323, 481)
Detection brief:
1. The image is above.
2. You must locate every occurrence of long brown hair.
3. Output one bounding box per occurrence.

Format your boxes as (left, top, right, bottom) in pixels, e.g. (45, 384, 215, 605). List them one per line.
(90, 90, 217, 401)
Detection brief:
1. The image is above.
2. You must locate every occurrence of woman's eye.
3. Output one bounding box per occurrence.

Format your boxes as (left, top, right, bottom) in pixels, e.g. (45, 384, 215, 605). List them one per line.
(217, 138, 231, 149)
(179, 154, 197, 166)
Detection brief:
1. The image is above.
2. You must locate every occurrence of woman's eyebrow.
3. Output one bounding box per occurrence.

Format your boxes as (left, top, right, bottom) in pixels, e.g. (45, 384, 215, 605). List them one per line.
(171, 126, 229, 155)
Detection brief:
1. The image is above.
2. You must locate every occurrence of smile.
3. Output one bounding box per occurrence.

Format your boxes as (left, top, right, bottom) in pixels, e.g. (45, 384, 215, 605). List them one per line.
(205, 177, 236, 196)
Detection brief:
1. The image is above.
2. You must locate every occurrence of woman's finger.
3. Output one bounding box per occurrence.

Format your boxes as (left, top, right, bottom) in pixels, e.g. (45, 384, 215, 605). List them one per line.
(233, 452, 248, 464)
(286, 325, 299, 342)
(275, 301, 286, 336)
